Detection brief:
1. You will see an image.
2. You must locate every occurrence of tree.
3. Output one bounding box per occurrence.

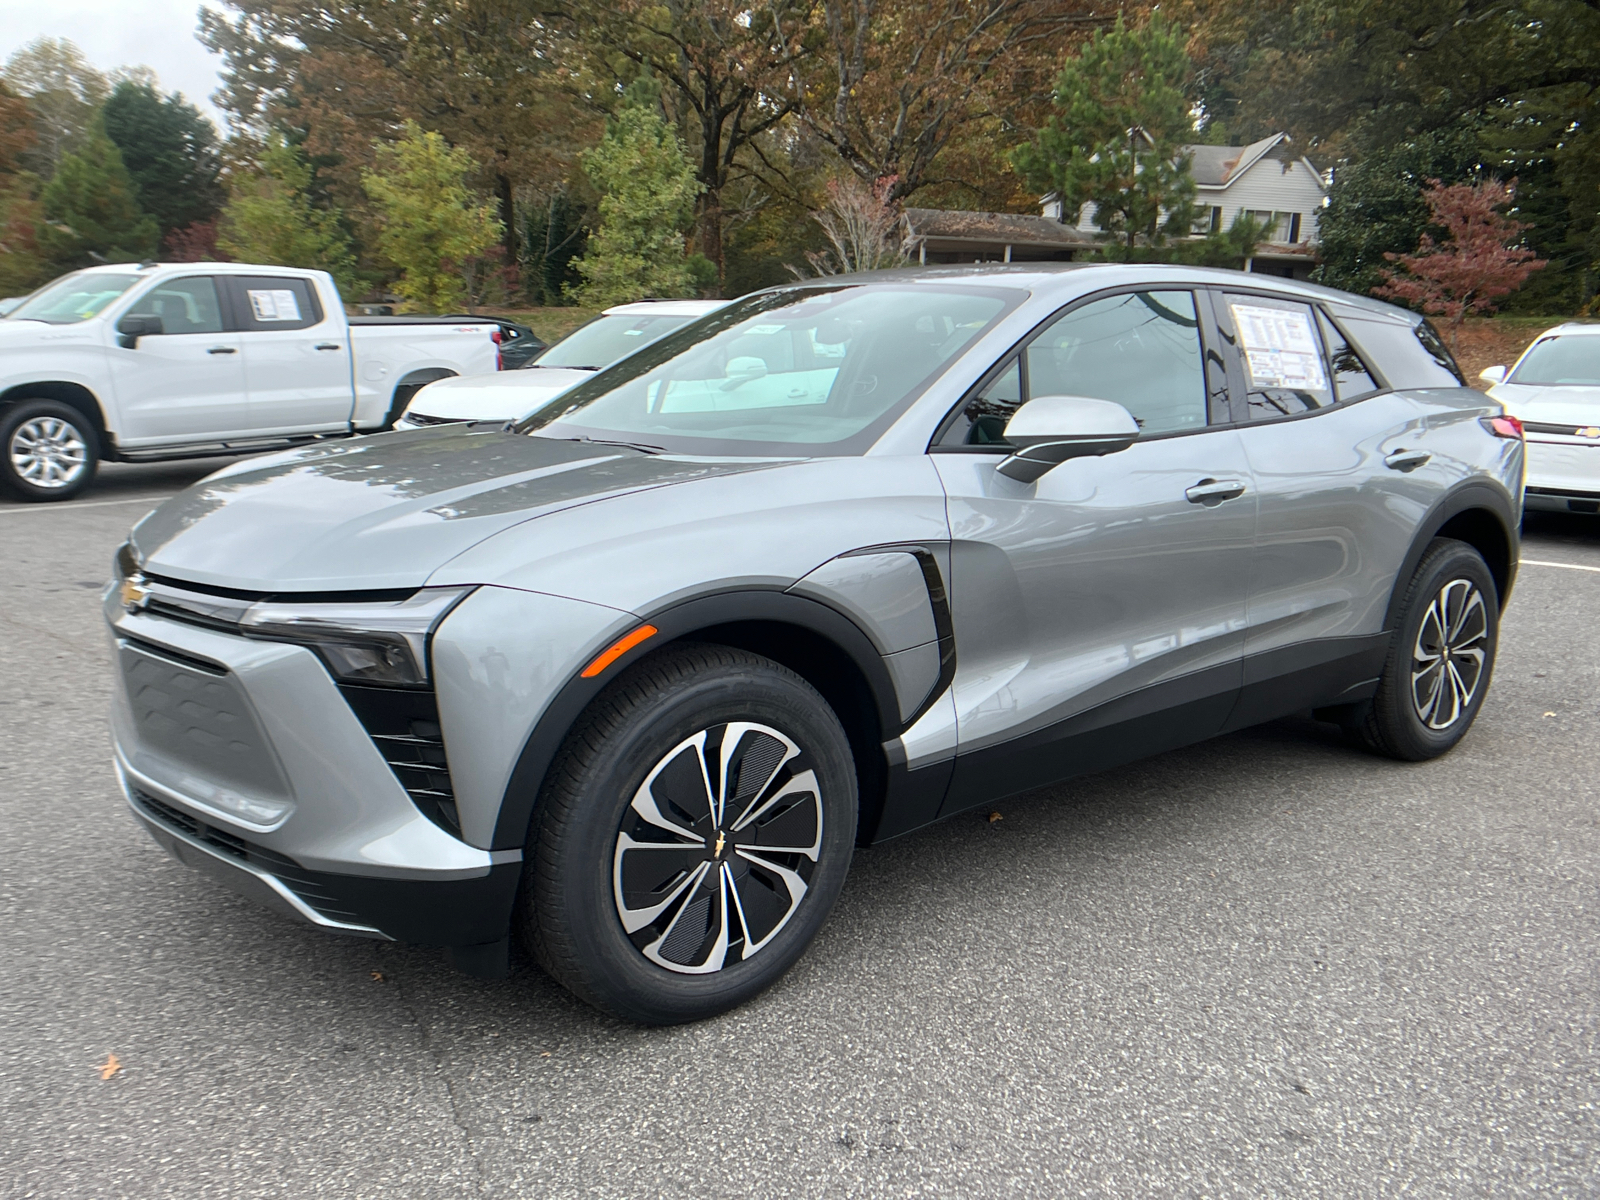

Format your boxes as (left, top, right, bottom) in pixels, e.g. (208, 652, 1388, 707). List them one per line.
(1373, 180, 1547, 350)
(219, 138, 356, 294)
(1, 38, 108, 176)
(36, 125, 158, 270)
(547, 0, 811, 285)
(779, 0, 1105, 202)
(793, 174, 905, 275)
(1311, 127, 1484, 296)
(520, 188, 587, 306)
(101, 81, 225, 243)
(572, 77, 704, 306)
(362, 122, 502, 312)
(1011, 13, 1197, 250)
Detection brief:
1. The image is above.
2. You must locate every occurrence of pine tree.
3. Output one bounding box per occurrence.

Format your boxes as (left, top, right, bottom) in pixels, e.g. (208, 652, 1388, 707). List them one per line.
(218, 137, 355, 295)
(362, 122, 502, 313)
(1011, 14, 1197, 251)
(37, 123, 158, 269)
(572, 76, 704, 306)
(102, 81, 224, 243)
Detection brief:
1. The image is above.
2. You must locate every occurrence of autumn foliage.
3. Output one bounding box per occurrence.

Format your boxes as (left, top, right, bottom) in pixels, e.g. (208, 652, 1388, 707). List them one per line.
(1372, 180, 1547, 346)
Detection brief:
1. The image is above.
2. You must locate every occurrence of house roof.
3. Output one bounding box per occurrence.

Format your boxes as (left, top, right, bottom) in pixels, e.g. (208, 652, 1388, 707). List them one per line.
(1179, 133, 1317, 189)
(902, 208, 1097, 249)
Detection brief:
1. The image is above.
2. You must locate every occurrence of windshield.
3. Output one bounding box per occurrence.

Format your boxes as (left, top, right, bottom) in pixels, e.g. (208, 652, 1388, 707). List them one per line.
(517, 283, 1020, 456)
(531, 311, 699, 370)
(9, 271, 143, 324)
(1509, 335, 1600, 386)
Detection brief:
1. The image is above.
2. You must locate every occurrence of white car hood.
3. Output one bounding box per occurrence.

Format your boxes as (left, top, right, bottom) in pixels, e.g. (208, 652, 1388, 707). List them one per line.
(404, 367, 595, 423)
(1491, 382, 1600, 426)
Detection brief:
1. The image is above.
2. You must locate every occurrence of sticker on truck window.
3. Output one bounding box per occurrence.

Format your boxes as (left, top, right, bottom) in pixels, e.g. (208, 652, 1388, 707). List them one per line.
(248, 289, 302, 322)
(1230, 302, 1327, 391)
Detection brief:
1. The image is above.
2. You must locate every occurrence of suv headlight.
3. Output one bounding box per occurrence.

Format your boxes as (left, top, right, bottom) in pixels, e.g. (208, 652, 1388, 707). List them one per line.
(239, 587, 474, 687)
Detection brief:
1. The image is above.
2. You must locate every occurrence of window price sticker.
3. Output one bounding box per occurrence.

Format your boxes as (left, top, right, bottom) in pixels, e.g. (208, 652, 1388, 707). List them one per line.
(1230, 302, 1327, 391)
(248, 288, 302, 322)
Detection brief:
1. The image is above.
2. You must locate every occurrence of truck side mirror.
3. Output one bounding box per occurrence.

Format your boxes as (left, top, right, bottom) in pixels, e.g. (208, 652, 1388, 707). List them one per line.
(997, 394, 1140, 483)
(116, 314, 163, 349)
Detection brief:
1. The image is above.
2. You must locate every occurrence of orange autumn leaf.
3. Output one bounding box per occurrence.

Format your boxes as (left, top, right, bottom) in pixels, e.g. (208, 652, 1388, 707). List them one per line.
(98, 1054, 121, 1080)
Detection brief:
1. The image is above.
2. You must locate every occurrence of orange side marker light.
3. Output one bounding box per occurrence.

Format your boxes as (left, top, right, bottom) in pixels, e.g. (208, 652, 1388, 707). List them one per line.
(581, 624, 658, 678)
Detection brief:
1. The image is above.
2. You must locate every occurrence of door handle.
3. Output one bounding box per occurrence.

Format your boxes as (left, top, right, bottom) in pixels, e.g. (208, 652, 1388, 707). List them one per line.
(1384, 448, 1431, 471)
(207, 346, 237, 355)
(1185, 478, 1247, 505)
(315, 343, 342, 351)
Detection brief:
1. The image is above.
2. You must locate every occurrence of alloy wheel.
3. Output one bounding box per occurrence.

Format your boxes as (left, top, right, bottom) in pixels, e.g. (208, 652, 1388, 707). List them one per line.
(612, 721, 823, 975)
(1410, 578, 1489, 730)
(10, 416, 88, 489)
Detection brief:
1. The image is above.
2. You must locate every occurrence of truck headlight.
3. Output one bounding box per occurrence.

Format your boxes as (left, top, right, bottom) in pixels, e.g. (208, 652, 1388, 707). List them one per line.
(240, 587, 474, 687)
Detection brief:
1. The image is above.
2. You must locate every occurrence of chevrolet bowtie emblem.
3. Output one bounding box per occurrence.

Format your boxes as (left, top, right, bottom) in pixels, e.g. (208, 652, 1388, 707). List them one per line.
(1580, 427, 1600, 439)
(120, 575, 151, 612)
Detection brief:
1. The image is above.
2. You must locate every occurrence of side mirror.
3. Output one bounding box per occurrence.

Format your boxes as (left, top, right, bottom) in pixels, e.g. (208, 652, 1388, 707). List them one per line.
(721, 356, 768, 390)
(1478, 365, 1507, 385)
(997, 395, 1140, 483)
(116, 313, 163, 349)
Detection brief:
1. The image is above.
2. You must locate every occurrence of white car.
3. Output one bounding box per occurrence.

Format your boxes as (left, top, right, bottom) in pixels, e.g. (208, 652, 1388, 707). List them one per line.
(396, 299, 726, 429)
(1482, 323, 1600, 514)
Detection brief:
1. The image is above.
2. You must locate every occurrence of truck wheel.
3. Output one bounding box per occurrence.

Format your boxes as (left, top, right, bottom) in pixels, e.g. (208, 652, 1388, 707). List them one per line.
(520, 644, 858, 1025)
(1347, 538, 1499, 761)
(0, 399, 100, 502)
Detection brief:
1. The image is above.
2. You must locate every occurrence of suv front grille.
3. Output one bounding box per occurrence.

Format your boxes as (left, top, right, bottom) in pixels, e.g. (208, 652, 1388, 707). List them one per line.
(1525, 421, 1600, 438)
(402, 411, 466, 427)
(336, 685, 463, 837)
(130, 787, 364, 922)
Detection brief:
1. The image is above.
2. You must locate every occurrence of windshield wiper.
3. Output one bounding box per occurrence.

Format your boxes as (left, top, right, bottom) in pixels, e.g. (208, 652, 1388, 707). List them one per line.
(555, 435, 665, 454)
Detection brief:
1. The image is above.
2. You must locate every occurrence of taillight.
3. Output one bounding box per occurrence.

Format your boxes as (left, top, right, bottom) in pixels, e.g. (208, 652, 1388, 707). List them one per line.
(1482, 415, 1523, 439)
(490, 329, 504, 344)
(491, 328, 504, 370)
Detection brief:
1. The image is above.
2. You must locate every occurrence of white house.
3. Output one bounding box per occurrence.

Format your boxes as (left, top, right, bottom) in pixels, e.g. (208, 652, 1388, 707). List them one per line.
(1040, 133, 1328, 279)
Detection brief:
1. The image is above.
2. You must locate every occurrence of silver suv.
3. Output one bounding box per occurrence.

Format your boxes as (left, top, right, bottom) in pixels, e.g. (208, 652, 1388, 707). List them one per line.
(107, 265, 1523, 1024)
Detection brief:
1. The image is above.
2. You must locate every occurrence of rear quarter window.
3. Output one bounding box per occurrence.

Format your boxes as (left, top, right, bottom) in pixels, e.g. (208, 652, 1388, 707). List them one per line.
(1340, 316, 1464, 389)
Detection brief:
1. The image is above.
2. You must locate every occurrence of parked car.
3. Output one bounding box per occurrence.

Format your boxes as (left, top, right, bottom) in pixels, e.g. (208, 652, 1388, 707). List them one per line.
(108, 264, 1521, 1025)
(0, 263, 503, 501)
(395, 298, 726, 429)
(0, 297, 22, 317)
(1481, 322, 1600, 513)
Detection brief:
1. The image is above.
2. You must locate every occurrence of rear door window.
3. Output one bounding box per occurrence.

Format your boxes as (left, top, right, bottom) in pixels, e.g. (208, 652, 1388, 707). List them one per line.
(1317, 309, 1382, 401)
(221, 275, 325, 332)
(1223, 293, 1333, 418)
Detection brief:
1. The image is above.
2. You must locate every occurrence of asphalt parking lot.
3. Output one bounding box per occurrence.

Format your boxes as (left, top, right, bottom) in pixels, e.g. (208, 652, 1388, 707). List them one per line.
(1, 461, 1597, 1199)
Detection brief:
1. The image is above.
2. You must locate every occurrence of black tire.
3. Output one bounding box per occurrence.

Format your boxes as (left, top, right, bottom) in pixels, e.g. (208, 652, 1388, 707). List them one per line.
(0, 398, 99, 502)
(520, 643, 858, 1024)
(1348, 538, 1499, 761)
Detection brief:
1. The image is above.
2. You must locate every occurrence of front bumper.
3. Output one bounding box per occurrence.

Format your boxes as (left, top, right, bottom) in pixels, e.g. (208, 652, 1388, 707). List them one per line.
(106, 591, 522, 947)
(1525, 438, 1600, 511)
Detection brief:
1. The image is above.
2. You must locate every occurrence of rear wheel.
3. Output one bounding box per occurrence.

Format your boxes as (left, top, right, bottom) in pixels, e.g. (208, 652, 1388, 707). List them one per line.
(1348, 538, 1498, 760)
(520, 644, 858, 1024)
(0, 398, 99, 501)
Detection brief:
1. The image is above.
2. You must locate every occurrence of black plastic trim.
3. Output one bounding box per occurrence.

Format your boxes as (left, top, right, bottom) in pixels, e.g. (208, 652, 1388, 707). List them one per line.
(1383, 481, 1520, 625)
(489, 588, 904, 850)
(1221, 633, 1390, 733)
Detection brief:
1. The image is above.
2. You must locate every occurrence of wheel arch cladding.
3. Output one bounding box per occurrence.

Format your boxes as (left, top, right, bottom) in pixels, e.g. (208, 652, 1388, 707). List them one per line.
(1384, 482, 1518, 629)
(489, 590, 904, 852)
(1, 382, 109, 452)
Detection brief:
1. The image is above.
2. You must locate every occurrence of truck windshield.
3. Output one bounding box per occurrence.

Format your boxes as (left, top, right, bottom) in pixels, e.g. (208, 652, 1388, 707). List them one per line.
(517, 283, 1021, 457)
(9, 272, 142, 324)
(531, 312, 699, 370)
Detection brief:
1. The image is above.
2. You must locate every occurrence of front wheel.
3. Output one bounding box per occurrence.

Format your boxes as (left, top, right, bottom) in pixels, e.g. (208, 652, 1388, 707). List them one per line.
(520, 644, 858, 1024)
(0, 399, 99, 501)
(1349, 538, 1499, 760)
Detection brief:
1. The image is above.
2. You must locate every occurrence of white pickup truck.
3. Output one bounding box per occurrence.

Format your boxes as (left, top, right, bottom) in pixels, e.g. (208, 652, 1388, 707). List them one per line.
(0, 261, 503, 501)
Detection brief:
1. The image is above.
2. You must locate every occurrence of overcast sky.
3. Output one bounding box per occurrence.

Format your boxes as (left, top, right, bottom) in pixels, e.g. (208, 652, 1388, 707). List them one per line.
(0, 0, 231, 130)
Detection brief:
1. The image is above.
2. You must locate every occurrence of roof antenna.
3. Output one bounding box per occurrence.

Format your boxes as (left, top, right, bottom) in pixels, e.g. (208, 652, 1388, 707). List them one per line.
(138, 260, 159, 270)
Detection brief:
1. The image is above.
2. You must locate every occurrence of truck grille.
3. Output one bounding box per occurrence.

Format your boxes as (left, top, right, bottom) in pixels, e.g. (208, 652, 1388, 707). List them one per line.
(337, 684, 463, 837)
(130, 786, 363, 922)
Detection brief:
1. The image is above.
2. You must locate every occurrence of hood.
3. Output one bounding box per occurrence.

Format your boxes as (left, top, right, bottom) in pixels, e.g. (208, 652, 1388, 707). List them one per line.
(1492, 382, 1600, 426)
(404, 367, 594, 422)
(130, 426, 773, 593)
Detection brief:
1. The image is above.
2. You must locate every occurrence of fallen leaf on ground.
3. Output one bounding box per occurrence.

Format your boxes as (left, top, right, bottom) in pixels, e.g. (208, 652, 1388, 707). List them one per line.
(540, 1051, 551, 1058)
(370, 971, 385, 982)
(1544, 712, 1557, 718)
(988, 812, 1003, 823)
(98, 1054, 121, 1080)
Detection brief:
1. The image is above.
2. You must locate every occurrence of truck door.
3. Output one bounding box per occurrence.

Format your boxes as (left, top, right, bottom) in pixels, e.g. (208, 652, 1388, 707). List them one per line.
(109, 275, 249, 446)
(220, 275, 353, 435)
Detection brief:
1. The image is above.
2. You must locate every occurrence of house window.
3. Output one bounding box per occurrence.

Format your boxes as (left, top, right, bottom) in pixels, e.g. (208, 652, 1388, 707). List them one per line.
(1191, 206, 1222, 235)
(1289, 212, 1303, 243)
